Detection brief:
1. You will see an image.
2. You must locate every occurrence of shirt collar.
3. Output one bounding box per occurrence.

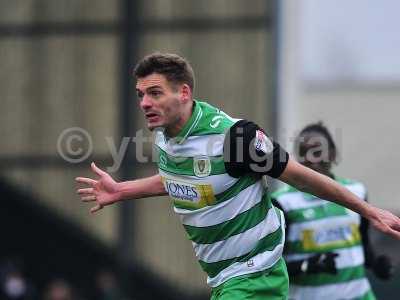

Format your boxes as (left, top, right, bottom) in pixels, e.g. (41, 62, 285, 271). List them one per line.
(173, 100, 202, 144)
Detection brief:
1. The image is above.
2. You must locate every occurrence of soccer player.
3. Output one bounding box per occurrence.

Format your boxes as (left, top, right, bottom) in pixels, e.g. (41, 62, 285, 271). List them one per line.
(272, 123, 393, 300)
(76, 53, 400, 300)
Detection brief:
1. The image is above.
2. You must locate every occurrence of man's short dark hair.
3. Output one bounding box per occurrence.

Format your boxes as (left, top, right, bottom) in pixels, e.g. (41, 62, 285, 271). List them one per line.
(296, 121, 338, 164)
(134, 52, 195, 91)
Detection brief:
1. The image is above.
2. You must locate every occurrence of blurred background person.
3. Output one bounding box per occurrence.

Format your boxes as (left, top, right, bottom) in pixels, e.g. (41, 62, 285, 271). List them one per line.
(43, 278, 79, 300)
(0, 259, 37, 300)
(272, 122, 393, 300)
(95, 269, 128, 300)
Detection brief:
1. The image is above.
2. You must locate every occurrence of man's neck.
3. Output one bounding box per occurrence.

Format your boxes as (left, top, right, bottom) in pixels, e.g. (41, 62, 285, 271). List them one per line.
(165, 100, 194, 138)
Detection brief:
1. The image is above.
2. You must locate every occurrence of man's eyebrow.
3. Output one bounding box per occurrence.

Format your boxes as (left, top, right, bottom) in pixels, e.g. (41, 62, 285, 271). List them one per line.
(146, 85, 162, 91)
(136, 85, 162, 92)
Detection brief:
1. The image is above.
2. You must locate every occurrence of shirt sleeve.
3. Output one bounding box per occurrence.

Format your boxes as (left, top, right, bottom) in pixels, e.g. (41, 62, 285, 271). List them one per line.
(223, 119, 289, 178)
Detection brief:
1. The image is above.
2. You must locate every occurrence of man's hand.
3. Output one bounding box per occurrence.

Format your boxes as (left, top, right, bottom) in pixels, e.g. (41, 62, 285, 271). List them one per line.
(76, 162, 121, 213)
(368, 207, 400, 240)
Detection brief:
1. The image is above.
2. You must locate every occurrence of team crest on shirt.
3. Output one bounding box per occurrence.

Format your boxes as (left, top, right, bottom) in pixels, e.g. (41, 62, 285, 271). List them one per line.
(193, 156, 211, 177)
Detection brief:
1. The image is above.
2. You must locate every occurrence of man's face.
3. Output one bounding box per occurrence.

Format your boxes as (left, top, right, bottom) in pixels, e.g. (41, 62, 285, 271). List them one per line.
(297, 131, 333, 175)
(136, 73, 182, 132)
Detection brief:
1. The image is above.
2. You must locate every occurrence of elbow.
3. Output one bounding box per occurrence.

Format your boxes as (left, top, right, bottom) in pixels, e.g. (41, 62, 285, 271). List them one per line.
(277, 159, 315, 194)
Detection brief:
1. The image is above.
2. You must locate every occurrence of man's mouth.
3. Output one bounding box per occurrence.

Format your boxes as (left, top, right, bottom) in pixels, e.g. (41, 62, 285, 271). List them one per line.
(145, 112, 159, 121)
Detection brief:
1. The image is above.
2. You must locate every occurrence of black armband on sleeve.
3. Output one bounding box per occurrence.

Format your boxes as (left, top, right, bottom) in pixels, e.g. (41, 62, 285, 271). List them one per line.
(223, 120, 289, 178)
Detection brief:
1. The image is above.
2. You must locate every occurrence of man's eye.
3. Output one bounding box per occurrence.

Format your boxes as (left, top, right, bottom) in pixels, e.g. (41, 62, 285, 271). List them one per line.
(150, 91, 161, 97)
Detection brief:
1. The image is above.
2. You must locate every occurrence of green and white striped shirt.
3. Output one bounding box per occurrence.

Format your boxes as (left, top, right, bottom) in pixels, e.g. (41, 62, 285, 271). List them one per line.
(156, 100, 285, 287)
(273, 178, 375, 300)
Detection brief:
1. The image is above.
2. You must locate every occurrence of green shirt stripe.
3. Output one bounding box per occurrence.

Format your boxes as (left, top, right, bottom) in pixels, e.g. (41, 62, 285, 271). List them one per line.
(175, 99, 203, 143)
(157, 146, 226, 176)
(215, 175, 260, 203)
(199, 220, 283, 278)
(286, 202, 348, 223)
(353, 290, 376, 300)
(191, 101, 236, 136)
(286, 238, 362, 253)
(192, 118, 235, 135)
(270, 186, 298, 199)
(184, 196, 271, 244)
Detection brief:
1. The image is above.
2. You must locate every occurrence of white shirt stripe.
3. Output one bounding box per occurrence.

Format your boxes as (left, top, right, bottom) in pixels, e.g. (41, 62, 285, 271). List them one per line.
(193, 207, 281, 263)
(276, 192, 327, 211)
(207, 211, 285, 287)
(289, 278, 371, 300)
(157, 133, 225, 157)
(176, 181, 264, 227)
(287, 215, 361, 242)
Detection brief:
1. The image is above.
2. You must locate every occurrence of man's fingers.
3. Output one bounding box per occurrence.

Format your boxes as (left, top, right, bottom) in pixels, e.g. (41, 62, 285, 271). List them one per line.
(391, 217, 400, 231)
(76, 177, 97, 186)
(90, 204, 103, 213)
(390, 229, 400, 240)
(385, 226, 400, 240)
(91, 162, 106, 177)
(77, 188, 94, 195)
(81, 195, 96, 202)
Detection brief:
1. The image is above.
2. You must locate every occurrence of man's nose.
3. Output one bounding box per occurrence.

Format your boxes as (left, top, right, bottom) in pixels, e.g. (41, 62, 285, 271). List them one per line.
(140, 95, 153, 110)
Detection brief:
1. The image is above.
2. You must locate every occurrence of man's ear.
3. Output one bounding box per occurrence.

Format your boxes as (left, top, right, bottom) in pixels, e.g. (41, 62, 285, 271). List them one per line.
(180, 84, 192, 102)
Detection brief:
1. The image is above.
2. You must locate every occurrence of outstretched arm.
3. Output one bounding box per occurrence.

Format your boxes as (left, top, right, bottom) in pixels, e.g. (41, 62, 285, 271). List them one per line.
(222, 120, 400, 240)
(76, 162, 167, 213)
(278, 158, 400, 240)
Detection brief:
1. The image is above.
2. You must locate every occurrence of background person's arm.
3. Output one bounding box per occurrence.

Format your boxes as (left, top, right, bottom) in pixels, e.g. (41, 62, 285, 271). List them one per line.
(76, 162, 167, 213)
(278, 158, 400, 240)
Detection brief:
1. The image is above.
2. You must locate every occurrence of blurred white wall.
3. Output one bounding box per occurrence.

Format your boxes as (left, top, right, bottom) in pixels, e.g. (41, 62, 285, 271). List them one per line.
(278, 0, 400, 211)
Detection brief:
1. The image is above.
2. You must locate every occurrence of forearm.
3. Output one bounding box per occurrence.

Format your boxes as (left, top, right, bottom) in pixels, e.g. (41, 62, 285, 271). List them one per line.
(116, 174, 167, 200)
(279, 159, 374, 218)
